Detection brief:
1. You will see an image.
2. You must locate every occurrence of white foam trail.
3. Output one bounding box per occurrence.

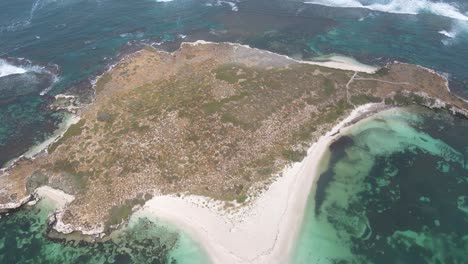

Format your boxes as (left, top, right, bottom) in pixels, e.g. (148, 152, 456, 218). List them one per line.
(205, 0, 239, 11)
(439, 30, 456, 38)
(29, 0, 43, 22)
(28, 0, 71, 24)
(2, 0, 46, 32)
(39, 74, 59, 96)
(0, 59, 27, 78)
(217, 0, 239, 11)
(0, 58, 59, 95)
(305, 0, 468, 21)
(439, 20, 468, 45)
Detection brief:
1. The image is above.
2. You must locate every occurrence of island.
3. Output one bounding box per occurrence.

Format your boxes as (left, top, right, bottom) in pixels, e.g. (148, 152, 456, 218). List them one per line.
(1, 41, 467, 263)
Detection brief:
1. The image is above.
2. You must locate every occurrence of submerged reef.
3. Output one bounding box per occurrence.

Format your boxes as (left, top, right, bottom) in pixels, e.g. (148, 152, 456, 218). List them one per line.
(295, 107, 468, 263)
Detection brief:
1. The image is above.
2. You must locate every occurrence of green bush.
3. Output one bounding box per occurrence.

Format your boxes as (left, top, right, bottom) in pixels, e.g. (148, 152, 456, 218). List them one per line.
(95, 73, 112, 94)
(236, 194, 247, 203)
(105, 198, 145, 230)
(350, 94, 382, 105)
(202, 101, 224, 114)
(281, 149, 306, 162)
(323, 78, 335, 96)
(96, 111, 113, 122)
(48, 120, 85, 153)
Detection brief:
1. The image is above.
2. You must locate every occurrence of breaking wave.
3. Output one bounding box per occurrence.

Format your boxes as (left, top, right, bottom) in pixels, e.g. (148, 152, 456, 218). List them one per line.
(0, 58, 59, 95)
(0, 59, 27, 78)
(439, 21, 468, 45)
(205, 0, 239, 11)
(439, 29, 457, 38)
(305, 0, 468, 21)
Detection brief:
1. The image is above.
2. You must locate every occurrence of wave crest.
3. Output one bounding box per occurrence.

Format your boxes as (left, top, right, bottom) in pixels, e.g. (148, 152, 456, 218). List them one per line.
(0, 59, 27, 78)
(439, 21, 468, 45)
(305, 0, 468, 21)
(0, 58, 59, 95)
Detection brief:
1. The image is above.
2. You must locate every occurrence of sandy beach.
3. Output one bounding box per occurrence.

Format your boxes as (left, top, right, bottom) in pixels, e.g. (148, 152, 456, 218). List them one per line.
(35, 186, 75, 208)
(2, 113, 80, 170)
(24, 114, 81, 159)
(137, 103, 380, 264)
(188, 40, 379, 74)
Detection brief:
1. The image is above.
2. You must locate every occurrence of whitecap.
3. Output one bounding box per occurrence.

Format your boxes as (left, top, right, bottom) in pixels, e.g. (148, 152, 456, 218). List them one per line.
(219, 1, 239, 11)
(0, 59, 27, 78)
(439, 21, 468, 45)
(0, 58, 59, 95)
(439, 30, 456, 38)
(305, 0, 468, 21)
(207, 0, 239, 11)
(39, 73, 59, 96)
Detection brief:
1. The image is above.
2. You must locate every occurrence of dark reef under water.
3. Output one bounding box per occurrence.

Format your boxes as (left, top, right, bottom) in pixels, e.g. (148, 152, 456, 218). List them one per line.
(0, 199, 208, 263)
(294, 106, 468, 263)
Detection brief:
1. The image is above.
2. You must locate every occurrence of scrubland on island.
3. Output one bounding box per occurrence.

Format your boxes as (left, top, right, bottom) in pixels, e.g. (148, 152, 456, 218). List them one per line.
(0, 42, 467, 262)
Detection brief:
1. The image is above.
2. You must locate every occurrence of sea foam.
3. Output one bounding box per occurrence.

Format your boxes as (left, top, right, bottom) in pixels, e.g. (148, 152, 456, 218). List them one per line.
(0, 58, 59, 95)
(439, 30, 457, 38)
(439, 20, 468, 45)
(0, 59, 27, 78)
(305, 0, 468, 21)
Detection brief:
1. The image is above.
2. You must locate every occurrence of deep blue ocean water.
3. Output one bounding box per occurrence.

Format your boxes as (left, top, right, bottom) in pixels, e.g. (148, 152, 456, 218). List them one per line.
(1, 0, 468, 263)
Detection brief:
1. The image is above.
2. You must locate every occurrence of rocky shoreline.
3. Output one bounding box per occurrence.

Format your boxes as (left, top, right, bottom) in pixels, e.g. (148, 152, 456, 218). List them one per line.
(0, 193, 34, 214)
(1, 41, 468, 242)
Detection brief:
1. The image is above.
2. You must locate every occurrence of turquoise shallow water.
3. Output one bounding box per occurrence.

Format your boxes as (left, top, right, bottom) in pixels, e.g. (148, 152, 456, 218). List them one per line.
(2, 0, 468, 262)
(293, 106, 468, 263)
(0, 198, 209, 263)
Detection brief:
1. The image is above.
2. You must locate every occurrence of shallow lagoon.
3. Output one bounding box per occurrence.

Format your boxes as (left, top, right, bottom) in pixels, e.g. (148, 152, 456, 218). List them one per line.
(0, 198, 209, 263)
(294, 106, 468, 263)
